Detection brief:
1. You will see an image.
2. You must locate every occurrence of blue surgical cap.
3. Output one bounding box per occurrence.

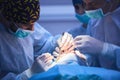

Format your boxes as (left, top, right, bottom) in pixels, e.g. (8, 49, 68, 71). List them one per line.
(72, 0, 83, 5)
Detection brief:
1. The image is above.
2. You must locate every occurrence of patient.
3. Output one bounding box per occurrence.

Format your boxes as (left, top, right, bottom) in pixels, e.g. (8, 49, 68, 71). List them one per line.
(36, 51, 88, 71)
(36, 32, 88, 71)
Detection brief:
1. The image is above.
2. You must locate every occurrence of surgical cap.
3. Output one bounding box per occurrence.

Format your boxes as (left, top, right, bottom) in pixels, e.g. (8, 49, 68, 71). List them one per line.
(72, 0, 83, 5)
(2, 0, 40, 24)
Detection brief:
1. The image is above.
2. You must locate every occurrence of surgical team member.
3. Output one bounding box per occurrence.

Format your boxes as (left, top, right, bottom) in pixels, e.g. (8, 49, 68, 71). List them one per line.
(74, 0, 120, 70)
(0, 0, 60, 80)
(68, 0, 90, 37)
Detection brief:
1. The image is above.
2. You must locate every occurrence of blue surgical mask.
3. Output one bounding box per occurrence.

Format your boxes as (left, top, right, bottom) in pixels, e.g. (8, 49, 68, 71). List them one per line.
(75, 13, 90, 24)
(85, 8, 104, 19)
(9, 23, 34, 38)
(14, 28, 33, 38)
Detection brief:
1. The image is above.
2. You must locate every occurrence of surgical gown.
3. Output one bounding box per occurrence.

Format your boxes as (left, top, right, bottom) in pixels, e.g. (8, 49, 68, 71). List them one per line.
(0, 22, 59, 80)
(86, 6, 120, 70)
(68, 23, 86, 38)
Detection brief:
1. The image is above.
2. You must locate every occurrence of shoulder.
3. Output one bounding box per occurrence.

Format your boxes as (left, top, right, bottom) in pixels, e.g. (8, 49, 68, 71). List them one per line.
(34, 22, 43, 31)
(87, 19, 98, 28)
(34, 22, 49, 34)
(111, 7, 120, 29)
(31, 22, 52, 38)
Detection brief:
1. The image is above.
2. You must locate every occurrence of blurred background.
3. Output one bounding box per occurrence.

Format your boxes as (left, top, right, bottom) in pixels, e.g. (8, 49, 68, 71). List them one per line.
(38, 0, 80, 35)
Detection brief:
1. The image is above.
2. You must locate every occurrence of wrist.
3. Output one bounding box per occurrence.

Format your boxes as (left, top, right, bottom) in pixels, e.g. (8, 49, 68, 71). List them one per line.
(16, 68, 32, 80)
(101, 43, 108, 54)
(101, 43, 116, 58)
(24, 68, 32, 78)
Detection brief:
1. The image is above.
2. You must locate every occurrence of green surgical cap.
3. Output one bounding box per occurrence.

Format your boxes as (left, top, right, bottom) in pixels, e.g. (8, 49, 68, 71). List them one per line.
(2, 0, 40, 24)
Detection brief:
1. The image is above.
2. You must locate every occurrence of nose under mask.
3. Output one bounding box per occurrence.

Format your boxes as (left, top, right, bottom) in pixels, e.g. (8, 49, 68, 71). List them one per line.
(85, 8, 104, 19)
(75, 13, 90, 24)
(9, 23, 34, 38)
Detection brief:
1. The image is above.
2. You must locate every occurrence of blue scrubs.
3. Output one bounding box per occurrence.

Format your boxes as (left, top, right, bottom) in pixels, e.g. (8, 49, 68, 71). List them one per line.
(86, 7, 120, 70)
(0, 22, 59, 80)
(68, 24, 86, 38)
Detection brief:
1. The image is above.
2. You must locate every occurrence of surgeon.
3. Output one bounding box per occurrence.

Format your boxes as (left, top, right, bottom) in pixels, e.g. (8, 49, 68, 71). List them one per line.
(68, 0, 90, 37)
(0, 0, 63, 80)
(74, 0, 120, 70)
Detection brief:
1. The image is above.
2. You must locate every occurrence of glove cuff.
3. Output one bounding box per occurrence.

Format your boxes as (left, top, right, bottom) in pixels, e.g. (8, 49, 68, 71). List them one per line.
(101, 43, 109, 55)
(101, 43, 116, 58)
(24, 68, 32, 78)
(16, 68, 32, 80)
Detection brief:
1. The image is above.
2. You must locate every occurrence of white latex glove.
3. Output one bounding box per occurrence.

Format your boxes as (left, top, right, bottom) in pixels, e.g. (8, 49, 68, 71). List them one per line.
(53, 46, 74, 56)
(36, 53, 56, 71)
(22, 61, 45, 80)
(53, 47, 60, 60)
(74, 35, 104, 54)
(20, 53, 56, 79)
(74, 50, 87, 61)
(57, 32, 75, 54)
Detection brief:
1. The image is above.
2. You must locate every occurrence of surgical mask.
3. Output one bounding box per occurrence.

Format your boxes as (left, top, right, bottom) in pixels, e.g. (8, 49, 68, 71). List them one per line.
(10, 23, 34, 38)
(75, 13, 90, 24)
(85, 8, 104, 19)
(14, 28, 33, 38)
(85, 0, 112, 19)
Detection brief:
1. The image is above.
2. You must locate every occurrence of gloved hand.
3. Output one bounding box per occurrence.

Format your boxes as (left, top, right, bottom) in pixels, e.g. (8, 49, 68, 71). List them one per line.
(36, 53, 56, 71)
(24, 53, 55, 78)
(57, 32, 75, 54)
(74, 50, 87, 61)
(53, 45, 75, 62)
(22, 61, 45, 80)
(74, 35, 104, 54)
(53, 47, 60, 59)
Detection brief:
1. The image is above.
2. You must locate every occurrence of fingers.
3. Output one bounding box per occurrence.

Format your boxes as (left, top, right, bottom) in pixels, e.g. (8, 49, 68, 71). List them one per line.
(65, 45, 75, 53)
(61, 35, 74, 51)
(53, 51, 59, 57)
(44, 56, 54, 65)
(74, 36, 84, 48)
(37, 53, 51, 60)
(74, 50, 86, 60)
(55, 47, 60, 53)
(61, 33, 72, 49)
(57, 32, 68, 47)
(37, 53, 54, 66)
(57, 32, 73, 47)
(57, 32, 75, 54)
(61, 32, 69, 47)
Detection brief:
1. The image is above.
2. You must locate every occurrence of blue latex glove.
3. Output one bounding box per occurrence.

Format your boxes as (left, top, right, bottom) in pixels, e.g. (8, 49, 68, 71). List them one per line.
(74, 35, 104, 54)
